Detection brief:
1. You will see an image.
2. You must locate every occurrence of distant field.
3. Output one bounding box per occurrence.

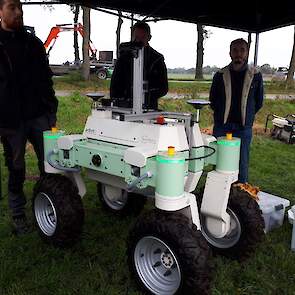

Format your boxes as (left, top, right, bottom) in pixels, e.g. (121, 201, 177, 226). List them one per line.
(167, 73, 287, 82)
(168, 73, 213, 80)
(53, 71, 295, 95)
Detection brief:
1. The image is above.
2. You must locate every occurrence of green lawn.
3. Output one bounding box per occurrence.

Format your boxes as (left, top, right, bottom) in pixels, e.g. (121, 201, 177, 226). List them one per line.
(0, 95, 294, 294)
(53, 72, 295, 95)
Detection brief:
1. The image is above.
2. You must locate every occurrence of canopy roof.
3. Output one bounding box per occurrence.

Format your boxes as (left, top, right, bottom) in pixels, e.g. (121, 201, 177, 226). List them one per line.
(61, 0, 295, 33)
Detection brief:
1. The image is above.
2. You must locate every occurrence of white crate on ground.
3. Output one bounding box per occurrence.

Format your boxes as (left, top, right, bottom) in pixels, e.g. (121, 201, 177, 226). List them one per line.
(288, 206, 295, 251)
(257, 191, 290, 233)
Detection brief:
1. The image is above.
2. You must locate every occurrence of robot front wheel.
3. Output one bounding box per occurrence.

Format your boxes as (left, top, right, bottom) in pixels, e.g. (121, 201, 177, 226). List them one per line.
(127, 209, 213, 295)
(32, 174, 84, 247)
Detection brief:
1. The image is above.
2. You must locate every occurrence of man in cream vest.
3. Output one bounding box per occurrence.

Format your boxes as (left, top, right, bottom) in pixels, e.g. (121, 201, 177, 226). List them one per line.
(209, 38, 264, 183)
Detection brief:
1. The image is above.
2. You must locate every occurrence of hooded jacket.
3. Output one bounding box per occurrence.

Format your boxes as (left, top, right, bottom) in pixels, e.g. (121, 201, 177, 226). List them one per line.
(209, 64, 264, 128)
(0, 27, 58, 132)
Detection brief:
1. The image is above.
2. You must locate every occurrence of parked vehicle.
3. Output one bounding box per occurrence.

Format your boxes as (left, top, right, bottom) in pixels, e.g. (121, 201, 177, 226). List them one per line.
(273, 67, 289, 80)
(44, 23, 114, 79)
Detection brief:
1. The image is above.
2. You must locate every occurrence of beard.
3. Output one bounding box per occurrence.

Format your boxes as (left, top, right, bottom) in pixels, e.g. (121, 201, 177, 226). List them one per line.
(233, 59, 243, 64)
(7, 17, 23, 30)
(233, 56, 248, 65)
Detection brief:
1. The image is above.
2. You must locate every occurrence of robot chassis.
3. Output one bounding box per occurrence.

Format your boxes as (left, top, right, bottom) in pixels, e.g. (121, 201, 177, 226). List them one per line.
(33, 44, 264, 294)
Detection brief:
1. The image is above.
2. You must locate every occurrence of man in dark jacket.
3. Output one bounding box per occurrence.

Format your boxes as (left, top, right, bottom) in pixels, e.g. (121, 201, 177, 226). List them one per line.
(0, 0, 58, 234)
(110, 21, 168, 110)
(209, 38, 264, 183)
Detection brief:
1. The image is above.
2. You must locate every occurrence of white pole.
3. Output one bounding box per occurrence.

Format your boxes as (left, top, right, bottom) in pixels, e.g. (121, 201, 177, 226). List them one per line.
(132, 48, 144, 115)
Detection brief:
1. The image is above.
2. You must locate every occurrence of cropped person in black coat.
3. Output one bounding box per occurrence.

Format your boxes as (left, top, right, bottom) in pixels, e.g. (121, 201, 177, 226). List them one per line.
(110, 21, 168, 110)
(0, 0, 58, 234)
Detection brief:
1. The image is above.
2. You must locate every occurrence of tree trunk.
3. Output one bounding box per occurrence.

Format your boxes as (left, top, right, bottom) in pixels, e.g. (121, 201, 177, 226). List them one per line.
(247, 33, 252, 51)
(286, 26, 295, 85)
(131, 13, 134, 39)
(74, 4, 80, 65)
(81, 6, 90, 80)
(195, 24, 204, 80)
(116, 11, 123, 59)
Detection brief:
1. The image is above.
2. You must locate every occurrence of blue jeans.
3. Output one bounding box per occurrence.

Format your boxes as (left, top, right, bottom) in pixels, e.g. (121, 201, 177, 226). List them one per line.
(213, 123, 252, 183)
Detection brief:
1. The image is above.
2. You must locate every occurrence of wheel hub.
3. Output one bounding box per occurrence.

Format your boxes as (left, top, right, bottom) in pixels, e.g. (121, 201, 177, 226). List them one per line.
(34, 192, 57, 236)
(101, 184, 128, 210)
(160, 252, 174, 269)
(201, 208, 241, 249)
(134, 236, 181, 295)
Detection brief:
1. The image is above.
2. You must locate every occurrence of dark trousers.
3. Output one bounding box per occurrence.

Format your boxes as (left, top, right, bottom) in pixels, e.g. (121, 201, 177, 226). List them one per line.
(213, 123, 252, 183)
(1, 115, 50, 217)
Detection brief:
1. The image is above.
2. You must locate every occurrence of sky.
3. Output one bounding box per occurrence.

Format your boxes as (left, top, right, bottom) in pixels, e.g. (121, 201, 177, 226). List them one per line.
(22, 4, 294, 69)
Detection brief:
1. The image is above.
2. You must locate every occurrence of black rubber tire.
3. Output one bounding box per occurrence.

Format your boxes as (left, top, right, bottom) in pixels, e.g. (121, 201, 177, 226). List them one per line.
(33, 174, 84, 248)
(198, 185, 265, 260)
(127, 209, 212, 295)
(96, 69, 107, 80)
(97, 183, 147, 216)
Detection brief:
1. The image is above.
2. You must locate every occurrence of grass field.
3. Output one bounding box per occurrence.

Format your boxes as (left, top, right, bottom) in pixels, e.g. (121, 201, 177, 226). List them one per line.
(53, 72, 295, 95)
(0, 95, 294, 294)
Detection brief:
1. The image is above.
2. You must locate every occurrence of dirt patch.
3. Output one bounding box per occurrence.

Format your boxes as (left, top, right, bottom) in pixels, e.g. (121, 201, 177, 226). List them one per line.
(26, 143, 35, 154)
(252, 123, 268, 136)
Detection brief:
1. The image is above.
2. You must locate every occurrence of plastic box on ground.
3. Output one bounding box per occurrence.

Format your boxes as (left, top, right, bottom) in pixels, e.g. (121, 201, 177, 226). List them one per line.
(257, 191, 290, 233)
(288, 205, 295, 251)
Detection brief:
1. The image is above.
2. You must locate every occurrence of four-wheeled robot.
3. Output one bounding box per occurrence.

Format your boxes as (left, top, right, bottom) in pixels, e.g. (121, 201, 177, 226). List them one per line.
(32, 43, 265, 294)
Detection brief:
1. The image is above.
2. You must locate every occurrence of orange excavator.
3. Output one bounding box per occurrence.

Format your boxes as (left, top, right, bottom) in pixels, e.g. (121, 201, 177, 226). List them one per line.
(44, 22, 97, 60)
(44, 23, 114, 79)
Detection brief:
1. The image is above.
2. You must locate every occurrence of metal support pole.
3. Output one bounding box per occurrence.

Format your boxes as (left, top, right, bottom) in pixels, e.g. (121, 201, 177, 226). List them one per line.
(132, 47, 144, 115)
(254, 33, 260, 67)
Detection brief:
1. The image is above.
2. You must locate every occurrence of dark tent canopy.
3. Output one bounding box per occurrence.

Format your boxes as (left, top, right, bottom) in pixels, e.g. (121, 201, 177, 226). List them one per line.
(60, 0, 295, 33)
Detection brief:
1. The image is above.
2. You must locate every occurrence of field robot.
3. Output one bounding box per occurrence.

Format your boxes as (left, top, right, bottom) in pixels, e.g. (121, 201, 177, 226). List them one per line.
(33, 43, 265, 294)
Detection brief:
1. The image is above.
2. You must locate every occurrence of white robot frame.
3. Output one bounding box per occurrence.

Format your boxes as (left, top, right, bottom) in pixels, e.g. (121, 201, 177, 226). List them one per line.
(33, 44, 265, 294)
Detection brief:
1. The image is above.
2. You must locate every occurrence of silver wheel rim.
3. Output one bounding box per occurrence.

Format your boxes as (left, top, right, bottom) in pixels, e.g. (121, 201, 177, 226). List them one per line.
(134, 236, 181, 295)
(98, 71, 106, 79)
(34, 192, 57, 236)
(101, 184, 128, 211)
(201, 208, 241, 249)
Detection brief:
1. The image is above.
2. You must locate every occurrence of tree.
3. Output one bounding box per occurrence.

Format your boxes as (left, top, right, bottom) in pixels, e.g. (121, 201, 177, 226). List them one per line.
(259, 64, 274, 75)
(195, 25, 211, 80)
(116, 11, 123, 59)
(195, 24, 204, 79)
(130, 13, 134, 39)
(81, 6, 90, 80)
(70, 4, 80, 65)
(247, 33, 252, 53)
(286, 25, 295, 85)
